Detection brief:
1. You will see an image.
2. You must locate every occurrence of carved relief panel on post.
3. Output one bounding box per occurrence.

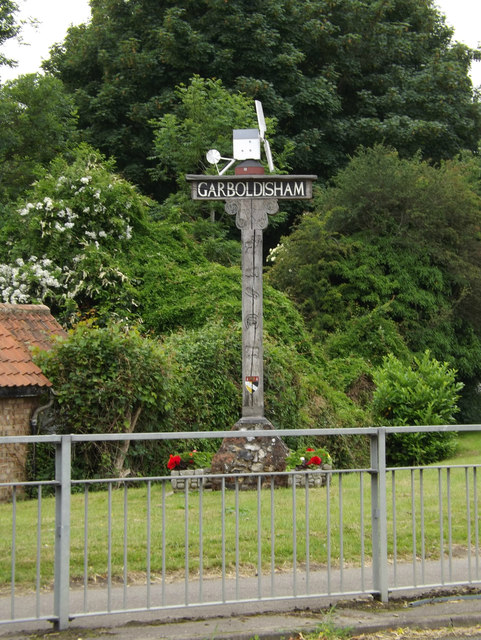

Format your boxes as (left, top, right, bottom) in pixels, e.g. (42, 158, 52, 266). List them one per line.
(225, 198, 278, 417)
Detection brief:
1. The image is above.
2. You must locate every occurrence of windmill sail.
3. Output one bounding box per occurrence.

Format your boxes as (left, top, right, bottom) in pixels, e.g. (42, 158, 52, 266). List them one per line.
(255, 100, 275, 172)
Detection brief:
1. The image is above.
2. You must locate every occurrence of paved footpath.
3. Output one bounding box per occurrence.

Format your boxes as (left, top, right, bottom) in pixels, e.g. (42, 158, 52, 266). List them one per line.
(88, 595, 481, 640)
(2, 590, 481, 639)
(2, 560, 481, 639)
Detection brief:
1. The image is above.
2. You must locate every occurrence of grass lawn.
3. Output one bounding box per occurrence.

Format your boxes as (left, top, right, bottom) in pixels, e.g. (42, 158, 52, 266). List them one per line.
(440, 430, 481, 465)
(0, 431, 480, 589)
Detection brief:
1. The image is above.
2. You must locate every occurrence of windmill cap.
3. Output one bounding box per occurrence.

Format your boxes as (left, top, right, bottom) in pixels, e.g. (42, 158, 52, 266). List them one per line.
(233, 128, 260, 139)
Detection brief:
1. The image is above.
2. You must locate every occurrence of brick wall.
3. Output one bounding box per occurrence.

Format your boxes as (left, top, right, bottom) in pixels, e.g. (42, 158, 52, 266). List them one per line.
(0, 396, 41, 501)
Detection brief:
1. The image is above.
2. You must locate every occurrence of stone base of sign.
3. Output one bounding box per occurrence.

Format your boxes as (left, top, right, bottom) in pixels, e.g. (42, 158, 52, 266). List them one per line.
(170, 468, 212, 492)
(210, 417, 289, 490)
(287, 464, 332, 489)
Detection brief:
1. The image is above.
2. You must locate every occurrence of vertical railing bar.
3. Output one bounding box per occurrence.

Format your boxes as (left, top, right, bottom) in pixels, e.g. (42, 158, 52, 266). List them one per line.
(392, 470, 397, 587)
(305, 479, 310, 594)
(360, 472, 365, 592)
(257, 474, 262, 599)
(339, 474, 344, 592)
(411, 469, 416, 586)
(221, 477, 226, 603)
(370, 430, 388, 602)
(292, 476, 297, 597)
(326, 472, 331, 595)
(198, 480, 204, 603)
(465, 467, 472, 582)
(235, 478, 240, 600)
(146, 481, 151, 609)
(184, 483, 189, 605)
(123, 485, 128, 609)
(11, 486, 16, 619)
(36, 486, 42, 619)
(438, 468, 444, 584)
(420, 469, 425, 585)
(270, 476, 275, 597)
(447, 468, 452, 582)
(474, 468, 479, 579)
(53, 436, 71, 630)
(161, 481, 166, 606)
(83, 486, 89, 612)
(107, 483, 112, 612)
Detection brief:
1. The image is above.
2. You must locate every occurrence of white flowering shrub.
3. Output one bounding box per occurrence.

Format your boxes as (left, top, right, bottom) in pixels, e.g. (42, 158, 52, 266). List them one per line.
(0, 144, 151, 320)
(0, 257, 63, 304)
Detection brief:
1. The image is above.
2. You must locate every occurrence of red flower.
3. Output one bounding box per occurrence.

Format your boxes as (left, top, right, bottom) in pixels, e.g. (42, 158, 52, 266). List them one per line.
(167, 454, 181, 470)
(306, 448, 315, 451)
(307, 455, 322, 466)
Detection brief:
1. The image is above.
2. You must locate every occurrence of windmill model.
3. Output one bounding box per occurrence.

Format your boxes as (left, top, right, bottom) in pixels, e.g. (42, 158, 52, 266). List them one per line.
(186, 101, 316, 487)
(206, 101, 274, 175)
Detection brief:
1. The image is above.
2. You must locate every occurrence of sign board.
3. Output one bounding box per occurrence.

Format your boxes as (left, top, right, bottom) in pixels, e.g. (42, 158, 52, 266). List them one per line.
(186, 174, 316, 200)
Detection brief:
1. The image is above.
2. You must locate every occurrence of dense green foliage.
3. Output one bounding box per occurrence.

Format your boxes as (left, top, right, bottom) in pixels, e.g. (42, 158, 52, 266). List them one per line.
(32, 319, 370, 481)
(372, 351, 463, 465)
(45, 0, 481, 194)
(0, 74, 78, 200)
(267, 146, 481, 388)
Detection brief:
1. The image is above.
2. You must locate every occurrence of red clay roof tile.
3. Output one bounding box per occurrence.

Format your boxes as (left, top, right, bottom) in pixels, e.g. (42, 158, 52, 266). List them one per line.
(0, 304, 66, 389)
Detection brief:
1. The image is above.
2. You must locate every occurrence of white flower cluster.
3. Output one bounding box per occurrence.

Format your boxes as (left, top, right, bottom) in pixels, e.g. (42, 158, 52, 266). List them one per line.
(266, 243, 284, 263)
(17, 175, 135, 247)
(0, 257, 62, 304)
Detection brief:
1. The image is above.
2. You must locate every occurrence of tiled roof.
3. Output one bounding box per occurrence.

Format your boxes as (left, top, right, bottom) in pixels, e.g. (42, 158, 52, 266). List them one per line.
(0, 304, 67, 389)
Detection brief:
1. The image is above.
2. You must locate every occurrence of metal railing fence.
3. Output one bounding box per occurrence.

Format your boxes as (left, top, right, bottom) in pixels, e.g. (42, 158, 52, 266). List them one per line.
(0, 425, 480, 630)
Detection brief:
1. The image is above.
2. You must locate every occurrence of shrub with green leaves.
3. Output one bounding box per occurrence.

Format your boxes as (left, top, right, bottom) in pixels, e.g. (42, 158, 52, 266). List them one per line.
(34, 320, 169, 479)
(372, 351, 463, 465)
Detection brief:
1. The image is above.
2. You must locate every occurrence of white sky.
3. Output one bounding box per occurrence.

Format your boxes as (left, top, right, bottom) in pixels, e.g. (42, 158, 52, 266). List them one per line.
(0, 0, 480, 85)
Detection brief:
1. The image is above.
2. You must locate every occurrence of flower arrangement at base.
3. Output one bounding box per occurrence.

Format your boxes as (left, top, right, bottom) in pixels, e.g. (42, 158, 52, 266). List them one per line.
(285, 446, 332, 471)
(167, 449, 214, 471)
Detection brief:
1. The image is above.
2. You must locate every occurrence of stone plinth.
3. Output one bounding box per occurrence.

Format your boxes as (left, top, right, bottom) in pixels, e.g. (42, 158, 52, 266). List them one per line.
(170, 468, 212, 492)
(210, 418, 288, 490)
(287, 464, 332, 488)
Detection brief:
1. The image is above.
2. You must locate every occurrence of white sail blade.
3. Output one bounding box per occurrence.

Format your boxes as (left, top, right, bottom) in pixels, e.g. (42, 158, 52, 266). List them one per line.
(255, 100, 267, 139)
(264, 138, 275, 173)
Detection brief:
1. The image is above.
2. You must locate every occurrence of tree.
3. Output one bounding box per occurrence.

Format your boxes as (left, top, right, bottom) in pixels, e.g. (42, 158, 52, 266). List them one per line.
(150, 76, 291, 197)
(0, 0, 20, 71)
(0, 74, 78, 201)
(149, 75, 294, 231)
(45, 0, 481, 195)
(34, 320, 169, 478)
(267, 146, 481, 391)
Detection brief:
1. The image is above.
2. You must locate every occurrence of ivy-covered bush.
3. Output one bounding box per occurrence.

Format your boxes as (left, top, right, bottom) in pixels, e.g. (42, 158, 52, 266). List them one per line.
(163, 322, 241, 442)
(372, 351, 463, 465)
(159, 322, 371, 469)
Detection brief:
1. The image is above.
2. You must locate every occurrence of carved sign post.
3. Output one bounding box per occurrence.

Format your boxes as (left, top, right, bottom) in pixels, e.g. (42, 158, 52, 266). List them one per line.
(186, 171, 316, 485)
(228, 197, 276, 421)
